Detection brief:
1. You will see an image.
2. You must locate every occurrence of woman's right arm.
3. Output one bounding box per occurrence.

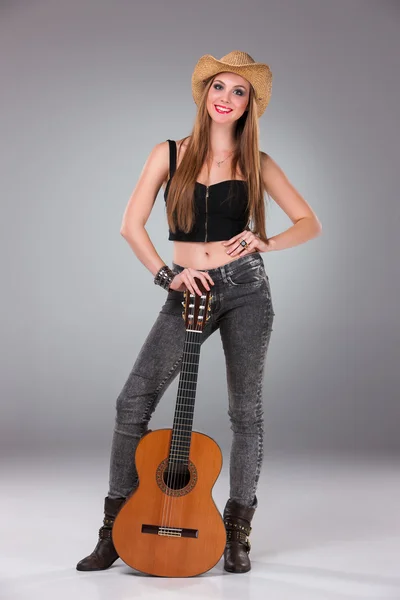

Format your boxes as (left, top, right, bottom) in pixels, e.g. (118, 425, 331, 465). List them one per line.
(120, 141, 170, 276)
(120, 141, 214, 295)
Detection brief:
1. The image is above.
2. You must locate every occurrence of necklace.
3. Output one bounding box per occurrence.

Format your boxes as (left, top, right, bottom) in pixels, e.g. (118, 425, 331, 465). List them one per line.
(214, 151, 234, 168)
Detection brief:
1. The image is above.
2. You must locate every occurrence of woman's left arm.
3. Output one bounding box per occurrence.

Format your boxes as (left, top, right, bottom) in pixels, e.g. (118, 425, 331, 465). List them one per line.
(224, 152, 322, 256)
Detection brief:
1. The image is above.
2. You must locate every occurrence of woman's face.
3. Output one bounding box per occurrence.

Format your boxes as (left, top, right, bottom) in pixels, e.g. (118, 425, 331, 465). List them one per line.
(206, 72, 251, 123)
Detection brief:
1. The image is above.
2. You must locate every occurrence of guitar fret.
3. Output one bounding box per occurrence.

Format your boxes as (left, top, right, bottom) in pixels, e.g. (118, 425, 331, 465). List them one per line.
(170, 442, 191, 446)
(169, 452, 190, 458)
(177, 387, 197, 391)
(173, 414, 194, 419)
(171, 429, 192, 434)
(171, 441, 192, 445)
(173, 414, 195, 418)
(171, 439, 192, 445)
(170, 442, 191, 447)
(173, 413, 194, 417)
(173, 414, 194, 418)
(174, 414, 193, 418)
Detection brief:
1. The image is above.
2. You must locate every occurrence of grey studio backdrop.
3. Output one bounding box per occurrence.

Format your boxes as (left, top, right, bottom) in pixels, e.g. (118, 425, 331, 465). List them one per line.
(1, 0, 399, 463)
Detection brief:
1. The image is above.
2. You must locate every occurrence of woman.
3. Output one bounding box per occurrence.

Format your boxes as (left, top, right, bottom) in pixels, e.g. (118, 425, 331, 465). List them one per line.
(76, 50, 322, 575)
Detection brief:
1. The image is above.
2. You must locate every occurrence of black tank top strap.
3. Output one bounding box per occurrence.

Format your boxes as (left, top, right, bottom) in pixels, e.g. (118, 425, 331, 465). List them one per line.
(166, 139, 177, 179)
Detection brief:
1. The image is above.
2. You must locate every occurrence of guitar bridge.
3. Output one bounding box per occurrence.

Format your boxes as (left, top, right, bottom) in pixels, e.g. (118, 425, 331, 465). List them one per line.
(142, 524, 198, 538)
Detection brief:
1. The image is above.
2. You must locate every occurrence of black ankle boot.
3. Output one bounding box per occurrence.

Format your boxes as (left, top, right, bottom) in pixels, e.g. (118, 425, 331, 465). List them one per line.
(76, 496, 126, 571)
(223, 497, 256, 573)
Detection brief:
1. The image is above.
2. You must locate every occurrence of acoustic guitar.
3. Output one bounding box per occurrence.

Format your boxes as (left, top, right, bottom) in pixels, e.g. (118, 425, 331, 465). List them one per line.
(112, 279, 226, 577)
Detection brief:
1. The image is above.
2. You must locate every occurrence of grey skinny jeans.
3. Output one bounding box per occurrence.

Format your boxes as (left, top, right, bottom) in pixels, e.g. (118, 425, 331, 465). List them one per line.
(108, 252, 275, 508)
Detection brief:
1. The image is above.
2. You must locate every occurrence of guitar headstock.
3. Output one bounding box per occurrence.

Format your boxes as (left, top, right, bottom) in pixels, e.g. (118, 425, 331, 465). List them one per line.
(182, 278, 212, 332)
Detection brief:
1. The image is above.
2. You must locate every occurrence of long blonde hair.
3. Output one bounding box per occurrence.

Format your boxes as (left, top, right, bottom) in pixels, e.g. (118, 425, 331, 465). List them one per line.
(167, 75, 270, 243)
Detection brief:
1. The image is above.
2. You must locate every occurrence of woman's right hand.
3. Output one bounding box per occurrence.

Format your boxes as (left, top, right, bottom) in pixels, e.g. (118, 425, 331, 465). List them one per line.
(169, 268, 214, 296)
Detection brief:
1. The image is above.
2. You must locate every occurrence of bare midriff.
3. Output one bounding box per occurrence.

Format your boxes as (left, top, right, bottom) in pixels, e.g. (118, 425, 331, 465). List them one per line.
(172, 240, 256, 271)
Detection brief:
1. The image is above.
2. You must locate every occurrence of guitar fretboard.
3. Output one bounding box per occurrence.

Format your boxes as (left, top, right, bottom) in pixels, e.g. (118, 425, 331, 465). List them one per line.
(169, 332, 202, 465)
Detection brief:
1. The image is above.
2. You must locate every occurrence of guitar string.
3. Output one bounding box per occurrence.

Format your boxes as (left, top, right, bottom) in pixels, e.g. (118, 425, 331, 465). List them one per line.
(161, 291, 206, 534)
(162, 319, 200, 533)
(164, 302, 202, 533)
(160, 293, 193, 532)
(171, 299, 204, 532)
(165, 328, 197, 531)
(175, 302, 204, 532)
(161, 330, 193, 532)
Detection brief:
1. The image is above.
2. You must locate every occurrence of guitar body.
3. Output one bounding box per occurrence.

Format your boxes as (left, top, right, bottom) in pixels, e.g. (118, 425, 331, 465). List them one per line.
(112, 428, 226, 577)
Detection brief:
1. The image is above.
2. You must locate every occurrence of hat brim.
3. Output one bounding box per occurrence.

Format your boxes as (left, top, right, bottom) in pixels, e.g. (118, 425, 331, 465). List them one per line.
(191, 54, 272, 118)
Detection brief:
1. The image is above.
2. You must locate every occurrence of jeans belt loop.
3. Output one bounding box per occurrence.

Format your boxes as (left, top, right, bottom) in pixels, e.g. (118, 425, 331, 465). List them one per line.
(220, 264, 229, 284)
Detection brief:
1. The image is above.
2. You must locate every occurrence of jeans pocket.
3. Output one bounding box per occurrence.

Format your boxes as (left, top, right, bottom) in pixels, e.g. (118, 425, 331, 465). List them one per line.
(227, 262, 265, 287)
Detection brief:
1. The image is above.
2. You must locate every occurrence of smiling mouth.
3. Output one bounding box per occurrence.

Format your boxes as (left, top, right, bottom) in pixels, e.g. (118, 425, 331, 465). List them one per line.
(214, 105, 233, 114)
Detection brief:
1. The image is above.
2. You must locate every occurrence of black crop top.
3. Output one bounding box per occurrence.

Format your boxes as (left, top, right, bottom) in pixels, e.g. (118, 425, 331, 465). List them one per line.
(164, 139, 249, 242)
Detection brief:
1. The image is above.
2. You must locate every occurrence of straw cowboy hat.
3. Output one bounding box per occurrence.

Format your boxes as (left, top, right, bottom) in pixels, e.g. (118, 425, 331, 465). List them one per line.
(191, 50, 273, 118)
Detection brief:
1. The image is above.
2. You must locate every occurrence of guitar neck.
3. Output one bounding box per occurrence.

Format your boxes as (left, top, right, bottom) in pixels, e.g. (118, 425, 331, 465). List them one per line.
(169, 329, 202, 466)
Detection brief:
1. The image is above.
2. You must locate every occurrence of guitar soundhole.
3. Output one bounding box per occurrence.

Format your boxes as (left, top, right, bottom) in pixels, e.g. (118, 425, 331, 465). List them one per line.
(156, 458, 197, 496)
(163, 466, 191, 490)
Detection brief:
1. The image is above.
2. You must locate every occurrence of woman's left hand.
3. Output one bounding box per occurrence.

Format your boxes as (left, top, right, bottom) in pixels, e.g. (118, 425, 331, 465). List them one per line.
(222, 230, 272, 257)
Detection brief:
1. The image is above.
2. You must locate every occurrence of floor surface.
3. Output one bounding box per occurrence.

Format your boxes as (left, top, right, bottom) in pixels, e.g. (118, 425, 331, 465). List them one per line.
(1, 456, 399, 600)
